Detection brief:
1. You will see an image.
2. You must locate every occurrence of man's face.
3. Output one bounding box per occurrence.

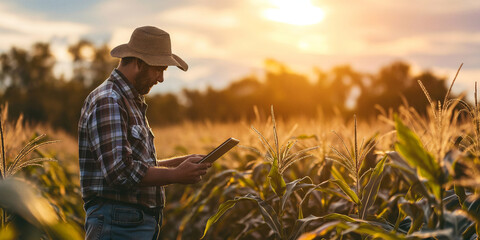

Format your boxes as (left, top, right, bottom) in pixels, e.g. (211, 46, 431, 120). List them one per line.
(133, 64, 168, 95)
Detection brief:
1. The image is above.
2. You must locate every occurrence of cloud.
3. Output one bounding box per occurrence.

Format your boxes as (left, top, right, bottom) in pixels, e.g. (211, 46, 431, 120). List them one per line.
(0, 4, 90, 48)
(157, 5, 239, 29)
(358, 0, 480, 14)
(108, 27, 133, 50)
(0, 2, 91, 79)
(166, 29, 231, 59)
(360, 32, 480, 56)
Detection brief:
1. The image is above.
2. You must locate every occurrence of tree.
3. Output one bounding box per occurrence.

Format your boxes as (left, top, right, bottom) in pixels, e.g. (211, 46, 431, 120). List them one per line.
(355, 61, 448, 119)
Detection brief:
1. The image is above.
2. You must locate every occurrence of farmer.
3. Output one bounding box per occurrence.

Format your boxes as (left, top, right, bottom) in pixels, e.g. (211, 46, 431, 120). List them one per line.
(78, 26, 211, 239)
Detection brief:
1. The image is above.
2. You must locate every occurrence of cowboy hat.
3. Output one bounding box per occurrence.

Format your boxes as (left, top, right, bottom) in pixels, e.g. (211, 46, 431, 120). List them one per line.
(110, 26, 188, 71)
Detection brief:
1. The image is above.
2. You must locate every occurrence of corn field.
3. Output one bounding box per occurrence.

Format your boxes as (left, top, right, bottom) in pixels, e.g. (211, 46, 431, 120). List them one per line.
(2, 72, 480, 239)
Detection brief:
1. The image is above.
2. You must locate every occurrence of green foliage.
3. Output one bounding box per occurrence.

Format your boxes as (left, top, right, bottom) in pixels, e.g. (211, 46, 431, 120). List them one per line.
(398, 201, 425, 234)
(359, 154, 387, 219)
(0, 109, 83, 238)
(0, 178, 82, 240)
(394, 115, 446, 200)
(201, 107, 319, 239)
(268, 156, 287, 197)
(330, 167, 360, 205)
(252, 106, 317, 197)
(201, 193, 282, 239)
(297, 216, 408, 240)
(327, 116, 388, 222)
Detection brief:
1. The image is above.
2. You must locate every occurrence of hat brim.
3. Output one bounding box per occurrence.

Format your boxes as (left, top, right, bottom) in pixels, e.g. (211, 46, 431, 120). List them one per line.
(111, 44, 188, 71)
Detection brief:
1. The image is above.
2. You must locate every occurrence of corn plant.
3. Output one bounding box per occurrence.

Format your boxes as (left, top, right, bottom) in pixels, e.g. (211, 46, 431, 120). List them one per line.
(458, 81, 480, 158)
(297, 113, 469, 239)
(398, 64, 463, 164)
(384, 115, 476, 239)
(0, 123, 56, 228)
(377, 64, 479, 238)
(297, 64, 472, 239)
(445, 80, 480, 238)
(0, 106, 80, 239)
(327, 115, 379, 213)
(293, 115, 398, 239)
(251, 106, 318, 197)
(397, 64, 462, 224)
(201, 106, 320, 239)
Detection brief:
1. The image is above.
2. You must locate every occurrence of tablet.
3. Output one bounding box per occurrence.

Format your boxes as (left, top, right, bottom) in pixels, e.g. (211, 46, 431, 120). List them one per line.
(199, 138, 240, 164)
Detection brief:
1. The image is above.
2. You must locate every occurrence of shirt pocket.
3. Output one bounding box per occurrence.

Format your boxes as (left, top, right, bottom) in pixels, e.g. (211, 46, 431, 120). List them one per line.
(130, 125, 147, 141)
(129, 125, 155, 166)
(129, 125, 149, 155)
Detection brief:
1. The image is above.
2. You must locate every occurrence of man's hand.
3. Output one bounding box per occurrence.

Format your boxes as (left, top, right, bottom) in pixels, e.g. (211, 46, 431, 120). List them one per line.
(157, 154, 205, 168)
(173, 155, 212, 184)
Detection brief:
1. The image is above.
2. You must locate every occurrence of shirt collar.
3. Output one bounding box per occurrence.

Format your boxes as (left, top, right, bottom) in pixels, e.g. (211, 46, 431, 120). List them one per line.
(112, 69, 143, 101)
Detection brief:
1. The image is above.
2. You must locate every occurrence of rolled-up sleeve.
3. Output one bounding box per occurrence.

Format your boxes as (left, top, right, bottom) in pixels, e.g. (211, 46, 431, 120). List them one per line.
(87, 96, 149, 189)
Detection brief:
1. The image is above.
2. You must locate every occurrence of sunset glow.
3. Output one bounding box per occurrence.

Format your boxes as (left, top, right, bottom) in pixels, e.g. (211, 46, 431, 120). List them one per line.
(0, 1, 478, 97)
(262, 0, 325, 26)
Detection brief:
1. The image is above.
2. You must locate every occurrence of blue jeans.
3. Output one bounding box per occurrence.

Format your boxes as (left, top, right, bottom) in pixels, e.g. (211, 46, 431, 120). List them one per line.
(84, 200, 162, 240)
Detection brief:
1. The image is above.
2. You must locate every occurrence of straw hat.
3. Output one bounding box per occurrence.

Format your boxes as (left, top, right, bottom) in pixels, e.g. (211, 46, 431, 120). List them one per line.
(110, 26, 188, 71)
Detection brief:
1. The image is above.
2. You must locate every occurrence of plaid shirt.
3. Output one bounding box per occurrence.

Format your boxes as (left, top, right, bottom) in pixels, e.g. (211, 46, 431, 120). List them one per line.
(78, 69, 164, 208)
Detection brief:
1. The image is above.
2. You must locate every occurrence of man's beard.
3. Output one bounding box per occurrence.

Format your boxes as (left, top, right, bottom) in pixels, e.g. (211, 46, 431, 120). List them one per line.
(134, 68, 154, 95)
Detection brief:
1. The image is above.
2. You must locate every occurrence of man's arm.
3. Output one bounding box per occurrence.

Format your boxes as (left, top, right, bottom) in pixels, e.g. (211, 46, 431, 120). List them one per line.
(156, 154, 204, 168)
(141, 155, 211, 186)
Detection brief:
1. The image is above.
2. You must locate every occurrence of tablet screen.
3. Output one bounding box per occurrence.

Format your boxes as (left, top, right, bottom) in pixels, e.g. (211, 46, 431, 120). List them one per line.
(199, 138, 240, 164)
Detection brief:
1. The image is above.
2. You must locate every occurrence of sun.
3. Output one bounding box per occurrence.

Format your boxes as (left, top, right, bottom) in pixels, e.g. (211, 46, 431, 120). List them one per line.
(262, 0, 325, 26)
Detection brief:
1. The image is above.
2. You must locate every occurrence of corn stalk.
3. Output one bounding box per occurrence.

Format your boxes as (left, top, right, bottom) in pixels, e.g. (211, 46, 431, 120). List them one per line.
(0, 110, 58, 230)
(1, 118, 5, 229)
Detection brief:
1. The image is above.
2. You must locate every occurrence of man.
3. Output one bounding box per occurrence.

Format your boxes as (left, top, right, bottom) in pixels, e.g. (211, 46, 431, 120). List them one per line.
(78, 26, 211, 239)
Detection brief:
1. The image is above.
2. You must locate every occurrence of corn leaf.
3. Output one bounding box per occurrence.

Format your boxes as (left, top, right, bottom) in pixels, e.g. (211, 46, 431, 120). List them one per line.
(48, 223, 83, 240)
(281, 176, 314, 213)
(359, 155, 387, 219)
(386, 156, 433, 203)
(441, 210, 472, 239)
(288, 214, 323, 240)
(0, 178, 58, 227)
(0, 225, 15, 240)
(322, 212, 362, 222)
(394, 116, 446, 200)
(331, 166, 360, 205)
(347, 223, 409, 240)
(322, 213, 396, 232)
(408, 229, 453, 239)
(202, 193, 282, 239)
(298, 180, 330, 219)
(398, 202, 425, 234)
(298, 218, 408, 240)
(201, 199, 237, 239)
(462, 223, 477, 239)
(268, 157, 286, 197)
(461, 196, 480, 223)
(454, 185, 466, 208)
(452, 159, 467, 208)
(297, 221, 340, 240)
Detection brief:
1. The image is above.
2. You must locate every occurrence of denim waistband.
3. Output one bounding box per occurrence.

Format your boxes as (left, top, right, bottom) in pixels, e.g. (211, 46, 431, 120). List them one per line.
(85, 197, 163, 217)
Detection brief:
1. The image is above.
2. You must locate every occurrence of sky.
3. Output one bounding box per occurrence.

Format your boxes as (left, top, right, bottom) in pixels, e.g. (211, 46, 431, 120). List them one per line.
(1, 0, 480, 100)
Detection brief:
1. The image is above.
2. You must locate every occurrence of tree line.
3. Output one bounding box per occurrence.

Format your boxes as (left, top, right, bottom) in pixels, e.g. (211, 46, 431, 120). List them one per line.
(0, 41, 452, 135)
